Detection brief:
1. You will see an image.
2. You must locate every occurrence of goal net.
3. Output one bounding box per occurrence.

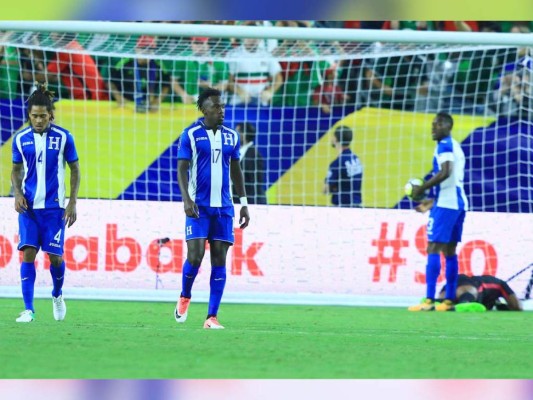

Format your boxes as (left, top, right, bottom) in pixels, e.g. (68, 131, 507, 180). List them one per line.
(1, 23, 531, 211)
(0, 22, 532, 306)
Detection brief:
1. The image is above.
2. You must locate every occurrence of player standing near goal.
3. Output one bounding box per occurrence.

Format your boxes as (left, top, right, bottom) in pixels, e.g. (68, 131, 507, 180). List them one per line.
(408, 112, 468, 312)
(11, 83, 80, 322)
(174, 87, 250, 329)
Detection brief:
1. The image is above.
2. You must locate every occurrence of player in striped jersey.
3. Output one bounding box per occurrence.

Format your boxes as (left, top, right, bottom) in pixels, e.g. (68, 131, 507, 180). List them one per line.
(438, 274, 523, 311)
(408, 112, 469, 312)
(11, 83, 80, 323)
(174, 88, 250, 329)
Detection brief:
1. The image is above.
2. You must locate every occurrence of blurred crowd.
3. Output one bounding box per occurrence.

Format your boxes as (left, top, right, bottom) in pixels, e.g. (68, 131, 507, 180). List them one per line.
(0, 20, 532, 117)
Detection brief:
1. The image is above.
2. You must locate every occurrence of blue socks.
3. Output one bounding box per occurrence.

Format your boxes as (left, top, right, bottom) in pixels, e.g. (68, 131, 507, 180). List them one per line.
(181, 259, 200, 298)
(208, 266, 226, 317)
(21, 262, 36, 312)
(445, 255, 459, 301)
(50, 261, 66, 298)
(180, 260, 227, 317)
(425, 254, 441, 301)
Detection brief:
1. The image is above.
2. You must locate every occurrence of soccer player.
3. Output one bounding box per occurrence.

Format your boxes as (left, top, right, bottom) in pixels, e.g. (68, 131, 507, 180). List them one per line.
(323, 126, 363, 207)
(438, 274, 523, 311)
(11, 83, 80, 323)
(408, 112, 468, 312)
(174, 87, 250, 329)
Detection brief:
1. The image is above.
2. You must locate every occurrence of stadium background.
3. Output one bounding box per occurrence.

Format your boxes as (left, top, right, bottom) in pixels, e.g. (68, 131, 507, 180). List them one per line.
(1, 101, 530, 211)
(1, 15, 532, 386)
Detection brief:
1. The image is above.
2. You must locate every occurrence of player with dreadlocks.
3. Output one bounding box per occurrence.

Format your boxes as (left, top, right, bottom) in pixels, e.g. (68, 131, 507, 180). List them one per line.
(11, 82, 81, 323)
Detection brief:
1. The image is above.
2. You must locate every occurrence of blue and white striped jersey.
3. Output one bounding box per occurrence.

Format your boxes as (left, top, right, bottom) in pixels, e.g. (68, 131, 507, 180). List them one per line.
(178, 118, 240, 208)
(432, 136, 469, 211)
(12, 124, 79, 209)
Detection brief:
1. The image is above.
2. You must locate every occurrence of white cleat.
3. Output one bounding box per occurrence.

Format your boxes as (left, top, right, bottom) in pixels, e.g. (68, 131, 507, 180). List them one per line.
(16, 309, 35, 323)
(203, 316, 225, 329)
(52, 295, 67, 321)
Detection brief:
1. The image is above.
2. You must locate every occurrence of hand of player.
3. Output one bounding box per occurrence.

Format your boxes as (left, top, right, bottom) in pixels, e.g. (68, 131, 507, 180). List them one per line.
(415, 199, 434, 213)
(411, 185, 424, 200)
(14, 194, 28, 213)
(183, 199, 199, 218)
(63, 201, 77, 227)
(239, 206, 250, 229)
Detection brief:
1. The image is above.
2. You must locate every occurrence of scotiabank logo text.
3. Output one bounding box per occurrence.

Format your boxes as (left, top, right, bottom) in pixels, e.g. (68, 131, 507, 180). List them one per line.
(0, 224, 264, 276)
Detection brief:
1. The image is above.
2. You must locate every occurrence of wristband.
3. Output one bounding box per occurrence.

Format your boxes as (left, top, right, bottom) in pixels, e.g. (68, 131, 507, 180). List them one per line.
(240, 197, 248, 206)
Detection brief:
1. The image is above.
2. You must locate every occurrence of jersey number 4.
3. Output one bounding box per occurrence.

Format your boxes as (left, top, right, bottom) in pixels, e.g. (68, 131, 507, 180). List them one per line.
(38, 151, 43, 163)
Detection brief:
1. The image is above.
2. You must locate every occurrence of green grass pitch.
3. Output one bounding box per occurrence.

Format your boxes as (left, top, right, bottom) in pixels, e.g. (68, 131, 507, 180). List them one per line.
(1, 298, 531, 379)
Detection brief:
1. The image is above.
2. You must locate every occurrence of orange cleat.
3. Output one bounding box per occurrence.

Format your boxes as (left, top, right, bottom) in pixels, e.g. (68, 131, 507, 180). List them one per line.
(174, 296, 191, 323)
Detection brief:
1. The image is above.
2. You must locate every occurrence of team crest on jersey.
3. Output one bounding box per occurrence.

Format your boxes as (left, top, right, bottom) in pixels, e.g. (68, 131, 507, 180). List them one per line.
(222, 132, 234, 146)
(48, 137, 60, 150)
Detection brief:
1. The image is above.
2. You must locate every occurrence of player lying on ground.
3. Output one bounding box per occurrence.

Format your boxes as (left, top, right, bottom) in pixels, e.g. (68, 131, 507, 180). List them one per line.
(438, 274, 523, 311)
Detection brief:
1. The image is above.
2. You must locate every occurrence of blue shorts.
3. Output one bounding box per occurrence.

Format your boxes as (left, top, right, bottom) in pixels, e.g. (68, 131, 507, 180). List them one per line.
(18, 208, 65, 255)
(185, 206, 235, 244)
(427, 206, 466, 244)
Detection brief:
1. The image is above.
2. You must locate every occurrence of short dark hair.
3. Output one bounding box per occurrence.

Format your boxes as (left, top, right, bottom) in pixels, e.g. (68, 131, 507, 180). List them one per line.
(27, 82, 55, 114)
(334, 126, 353, 146)
(197, 87, 221, 111)
(436, 112, 454, 129)
(236, 122, 256, 142)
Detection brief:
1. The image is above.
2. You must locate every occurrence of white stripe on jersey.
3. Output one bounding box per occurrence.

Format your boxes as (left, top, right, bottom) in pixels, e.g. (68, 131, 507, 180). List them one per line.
(224, 127, 239, 203)
(435, 138, 469, 211)
(33, 132, 47, 209)
(187, 125, 202, 202)
(208, 129, 223, 207)
(54, 127, 67, 208)
(15, 130, 29, 194)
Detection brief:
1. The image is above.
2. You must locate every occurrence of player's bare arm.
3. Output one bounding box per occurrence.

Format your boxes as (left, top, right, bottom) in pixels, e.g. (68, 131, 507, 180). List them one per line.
(506, 294, 523, 311)
(230, 158, 250, 229)
(11, 162, 27, 213)
(64, 160, 81, 227)
(411, 161, 452, 199)
(177, 159, 199, 218)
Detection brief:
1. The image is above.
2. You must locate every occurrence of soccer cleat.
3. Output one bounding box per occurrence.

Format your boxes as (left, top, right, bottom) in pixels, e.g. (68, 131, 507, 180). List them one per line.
(455, 302, 487, 313)
(52, 295, 67, 321)
(16, 309, 35, 323)
(174, 296, 191, 323)
(408, 298, 435, 311)
(436, 299, 455, 312)
(203, 316, 225, 329)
